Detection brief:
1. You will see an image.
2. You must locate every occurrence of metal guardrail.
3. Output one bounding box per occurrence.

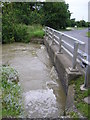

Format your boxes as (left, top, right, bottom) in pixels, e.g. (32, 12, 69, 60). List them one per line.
(44, 26, 90, 88)
(44, 26, 89, 69)
(44, 26, 90, 87)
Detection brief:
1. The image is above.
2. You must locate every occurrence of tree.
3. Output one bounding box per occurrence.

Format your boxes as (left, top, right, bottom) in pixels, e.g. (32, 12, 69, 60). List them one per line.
(70, 18, 76, 27)
(41, 2, 71, 29)
(2, 2, 28, 43)
(76, 20, 88, 27)
(2, 2, 71, 43)
(80, 20, 87, 27)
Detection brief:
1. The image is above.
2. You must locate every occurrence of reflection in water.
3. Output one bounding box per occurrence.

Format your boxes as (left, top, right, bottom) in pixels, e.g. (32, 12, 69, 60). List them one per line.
(2, 43, 66, 118)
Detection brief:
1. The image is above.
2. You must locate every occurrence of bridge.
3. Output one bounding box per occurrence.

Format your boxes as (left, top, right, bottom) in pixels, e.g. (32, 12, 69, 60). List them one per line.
(44, 26, 90, 91)
(2, 27, 90, 118)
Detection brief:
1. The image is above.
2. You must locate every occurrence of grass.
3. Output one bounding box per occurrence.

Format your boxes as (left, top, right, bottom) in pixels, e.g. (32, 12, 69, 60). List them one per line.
(71, 76, 90, 119)
(20, 24, 45, 43)
(69, 111, 79, 118)
(27, 24, 45, 40)
(0, 66, 24, 118)
(86, 32, 90, 37)
(75, 27, 87, 30)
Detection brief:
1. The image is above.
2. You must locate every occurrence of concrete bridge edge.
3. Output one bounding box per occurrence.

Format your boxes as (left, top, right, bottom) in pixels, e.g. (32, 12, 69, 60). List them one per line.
(44, 36, 82, 116)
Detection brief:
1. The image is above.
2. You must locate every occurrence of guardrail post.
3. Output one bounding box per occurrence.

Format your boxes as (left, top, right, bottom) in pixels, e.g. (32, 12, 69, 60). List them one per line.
(72, 42, 79, 70)
(51, 30, 55, 45)
(59, 34, 63, 53)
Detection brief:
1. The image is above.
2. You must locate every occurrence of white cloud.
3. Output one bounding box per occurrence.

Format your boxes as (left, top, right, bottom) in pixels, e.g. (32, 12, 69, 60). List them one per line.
(65, 0, 89, 21)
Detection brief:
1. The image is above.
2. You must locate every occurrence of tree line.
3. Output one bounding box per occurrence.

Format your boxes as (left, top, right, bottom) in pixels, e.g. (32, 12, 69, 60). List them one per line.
(2, 2, 89, 43)
(70, 18, 89, 28)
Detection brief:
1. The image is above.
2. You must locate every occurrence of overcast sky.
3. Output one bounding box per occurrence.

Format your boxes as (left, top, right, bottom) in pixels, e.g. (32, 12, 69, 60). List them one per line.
(65, 0, 89, 22)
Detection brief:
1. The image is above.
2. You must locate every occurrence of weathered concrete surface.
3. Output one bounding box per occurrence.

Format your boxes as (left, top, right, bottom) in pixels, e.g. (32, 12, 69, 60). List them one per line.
(44, 36, 90, 119)
(2, 43, 66, 118)
(84, 97, 90, 104)
(44, 37, 82, 94)
(62, 29, 90, 88)
(65, 85, 75, 111)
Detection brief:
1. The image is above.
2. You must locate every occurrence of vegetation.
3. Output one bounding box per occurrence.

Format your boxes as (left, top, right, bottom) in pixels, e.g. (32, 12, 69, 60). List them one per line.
(2, 2, 89, 44)
(0, 66, 24, 118)
(68, 111, 79, 118)
(41, 2, 71, 29)
(70, 76, 90, 119)
(2, 3, 28, 44)
(86, 32, 90, 37)
(2, 2, 70, 44)
(70, 18, 89, 28)
(27, 24, 44, 39)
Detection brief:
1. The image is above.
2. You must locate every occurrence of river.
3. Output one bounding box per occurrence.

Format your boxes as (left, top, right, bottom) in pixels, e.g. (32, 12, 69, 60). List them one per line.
(2, 43, 66, 118)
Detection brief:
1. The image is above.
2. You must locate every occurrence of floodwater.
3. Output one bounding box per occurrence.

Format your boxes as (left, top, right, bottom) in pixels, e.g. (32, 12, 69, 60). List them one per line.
(2, 43, 66, 118)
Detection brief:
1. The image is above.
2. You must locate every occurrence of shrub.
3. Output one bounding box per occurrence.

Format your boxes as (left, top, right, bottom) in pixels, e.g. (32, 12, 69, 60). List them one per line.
(2, 23, 29, 44)
(2, 19, 15, 43)
(27, 24, 45, 39)
(14, 24, 29, 43)
(2, 7, 29, 44)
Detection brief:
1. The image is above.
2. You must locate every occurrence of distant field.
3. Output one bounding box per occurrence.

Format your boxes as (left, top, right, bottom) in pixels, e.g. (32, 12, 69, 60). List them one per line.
(75, 27, 87, 30)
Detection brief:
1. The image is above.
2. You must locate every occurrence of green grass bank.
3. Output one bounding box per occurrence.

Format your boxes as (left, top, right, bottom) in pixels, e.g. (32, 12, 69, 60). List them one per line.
(69, 76, 90, 119)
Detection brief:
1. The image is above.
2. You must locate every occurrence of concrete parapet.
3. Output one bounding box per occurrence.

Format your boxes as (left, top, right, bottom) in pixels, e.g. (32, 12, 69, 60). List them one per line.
(44, 37, 82, 94)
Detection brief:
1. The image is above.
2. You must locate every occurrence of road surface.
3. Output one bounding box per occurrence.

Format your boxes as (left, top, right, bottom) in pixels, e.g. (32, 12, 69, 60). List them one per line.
(62, 28, 90, 62)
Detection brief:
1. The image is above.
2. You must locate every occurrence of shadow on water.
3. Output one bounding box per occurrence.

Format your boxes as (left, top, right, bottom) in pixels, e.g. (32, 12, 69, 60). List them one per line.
(2, 43, 66, 118)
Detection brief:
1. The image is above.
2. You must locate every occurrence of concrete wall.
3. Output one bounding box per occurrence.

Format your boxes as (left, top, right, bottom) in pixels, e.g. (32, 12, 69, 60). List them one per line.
(44, 37, 81, 94)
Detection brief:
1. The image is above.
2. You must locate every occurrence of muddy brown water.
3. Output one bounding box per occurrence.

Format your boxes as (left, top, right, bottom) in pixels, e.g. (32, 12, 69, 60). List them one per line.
(2, 43, 66, 118)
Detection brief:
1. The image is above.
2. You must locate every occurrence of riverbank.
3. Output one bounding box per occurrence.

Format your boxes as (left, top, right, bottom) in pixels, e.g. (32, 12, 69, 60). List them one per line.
(1, 66, 24, 118)
(66, 76, 90, 119)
